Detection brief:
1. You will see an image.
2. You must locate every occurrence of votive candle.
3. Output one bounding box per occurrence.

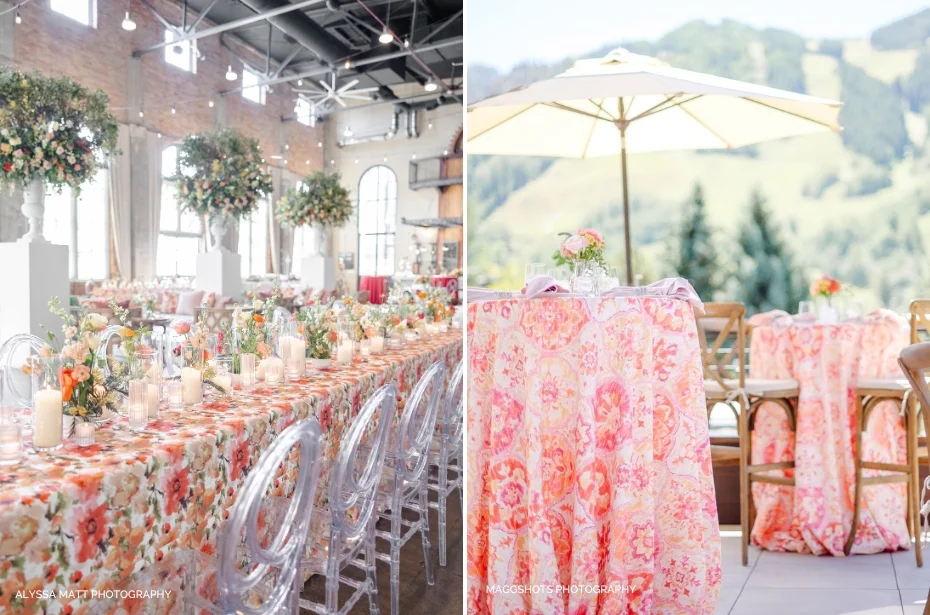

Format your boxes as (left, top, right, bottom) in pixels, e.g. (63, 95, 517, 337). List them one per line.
(33, 388, 63, 450)
(240, 354, 256, 389)
(128, 379, 148, 430)
(167, 381, 184, 409)
(74, 421, 95, 446)
(370, 335, 385, 354)
(264, 357, 284, 384)
(0, 422, 21, 464)
(336, 341, 353, 364)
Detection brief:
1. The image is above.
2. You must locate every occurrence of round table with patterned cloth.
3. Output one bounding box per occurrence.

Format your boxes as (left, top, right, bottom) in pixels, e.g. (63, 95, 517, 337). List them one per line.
(359, 275, 390, 304)
(467, 296, 721, 615)
(0, 332, 462, 615)
(748, 310, 910, 556)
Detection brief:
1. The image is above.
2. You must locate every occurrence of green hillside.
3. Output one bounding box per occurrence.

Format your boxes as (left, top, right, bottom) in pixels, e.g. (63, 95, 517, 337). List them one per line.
(468, 14, 930, 311)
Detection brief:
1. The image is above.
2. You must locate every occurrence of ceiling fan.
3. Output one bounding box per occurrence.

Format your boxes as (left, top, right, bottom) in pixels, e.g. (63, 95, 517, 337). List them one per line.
(294, 72, 379, 110)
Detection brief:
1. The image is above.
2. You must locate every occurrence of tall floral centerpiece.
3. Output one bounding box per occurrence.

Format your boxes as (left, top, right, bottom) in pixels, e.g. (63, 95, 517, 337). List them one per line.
(297, 302, 339, 367)
(173, 128, 272, 251)
(0, 68, 118, 242)
(276, 171, 352, 258)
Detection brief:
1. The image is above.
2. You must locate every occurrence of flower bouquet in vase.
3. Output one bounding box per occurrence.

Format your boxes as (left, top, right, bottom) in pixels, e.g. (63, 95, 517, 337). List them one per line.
(810, 276, 842, 323)
(552, 228, 607, 294)
(298, 303, 338, 369)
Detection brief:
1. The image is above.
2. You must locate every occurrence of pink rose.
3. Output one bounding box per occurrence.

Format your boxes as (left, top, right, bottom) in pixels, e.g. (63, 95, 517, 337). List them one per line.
(561, 234, 589, 257)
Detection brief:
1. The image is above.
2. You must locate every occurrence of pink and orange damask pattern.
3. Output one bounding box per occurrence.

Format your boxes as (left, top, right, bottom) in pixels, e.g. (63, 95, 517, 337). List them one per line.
(0, 333, 462, 615)
(467, 297, 721, 615)
(748, 311, 910, 556)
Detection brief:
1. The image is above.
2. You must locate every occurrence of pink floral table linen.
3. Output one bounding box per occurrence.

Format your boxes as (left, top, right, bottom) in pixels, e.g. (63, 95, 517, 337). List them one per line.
(0, 332, 462, 615)
(467, 296, 721, 615)
(748, 310, 910, 556)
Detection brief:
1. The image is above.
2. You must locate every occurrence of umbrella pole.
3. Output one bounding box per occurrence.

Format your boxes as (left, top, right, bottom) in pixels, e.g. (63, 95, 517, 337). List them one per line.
(619, 123, 633, 285)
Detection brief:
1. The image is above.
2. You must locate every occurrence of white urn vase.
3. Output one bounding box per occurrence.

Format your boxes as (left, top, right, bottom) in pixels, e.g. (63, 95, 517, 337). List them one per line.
(210, 215, 230, 253)
(311, 224, 328, 257)
(19, 179, 47, 243)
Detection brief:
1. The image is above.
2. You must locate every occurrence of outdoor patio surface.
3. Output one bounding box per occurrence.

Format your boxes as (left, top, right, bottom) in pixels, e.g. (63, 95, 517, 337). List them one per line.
(717, 527, 929, 614)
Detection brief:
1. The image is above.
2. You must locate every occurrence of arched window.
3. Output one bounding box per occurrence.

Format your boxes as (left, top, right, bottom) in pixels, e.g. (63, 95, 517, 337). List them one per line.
(357, 165, 396, 276)
(157, 145, 203, 277)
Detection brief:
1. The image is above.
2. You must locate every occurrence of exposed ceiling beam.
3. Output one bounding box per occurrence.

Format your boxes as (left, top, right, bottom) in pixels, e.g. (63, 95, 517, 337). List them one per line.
(221, 36, 462, 94)
(133, 0, 327, 57)
(281, 88, 462, 122)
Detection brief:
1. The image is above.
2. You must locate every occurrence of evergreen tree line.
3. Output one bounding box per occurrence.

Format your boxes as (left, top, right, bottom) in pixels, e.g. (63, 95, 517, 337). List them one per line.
(668, 182, 807, 314)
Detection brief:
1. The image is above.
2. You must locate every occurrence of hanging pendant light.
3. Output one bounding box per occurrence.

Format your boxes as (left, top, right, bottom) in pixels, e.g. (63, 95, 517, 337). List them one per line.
(225, 66, 237, 81)
(121, 11, 136, 31)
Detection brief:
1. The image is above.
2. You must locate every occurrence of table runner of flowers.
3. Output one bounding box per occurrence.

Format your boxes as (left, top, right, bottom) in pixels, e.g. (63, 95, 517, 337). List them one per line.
(467, 296, 721, 615)
(0, 332, 462, 614)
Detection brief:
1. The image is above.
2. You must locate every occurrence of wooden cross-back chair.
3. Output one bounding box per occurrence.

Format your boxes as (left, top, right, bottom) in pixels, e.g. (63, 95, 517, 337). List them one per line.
(697, 302, 800, 566)
(845, 300, 930, 564)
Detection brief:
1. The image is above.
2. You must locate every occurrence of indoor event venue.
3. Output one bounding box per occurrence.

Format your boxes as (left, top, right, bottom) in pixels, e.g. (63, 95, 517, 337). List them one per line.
(0, 1, 463, 614)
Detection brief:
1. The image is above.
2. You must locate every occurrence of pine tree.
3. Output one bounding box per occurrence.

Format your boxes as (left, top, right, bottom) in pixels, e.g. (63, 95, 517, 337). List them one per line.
(737, 188, 806, 315)
(670, 183, 722, 300)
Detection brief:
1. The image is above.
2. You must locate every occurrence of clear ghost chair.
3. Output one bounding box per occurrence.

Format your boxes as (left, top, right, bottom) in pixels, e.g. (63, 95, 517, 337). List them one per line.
(427, 359, 464, 567)
(374, 361, 446, 615)
(0, 334, 45, 409)
(89, 417, 324, 615)
(295, 384, 397, 615)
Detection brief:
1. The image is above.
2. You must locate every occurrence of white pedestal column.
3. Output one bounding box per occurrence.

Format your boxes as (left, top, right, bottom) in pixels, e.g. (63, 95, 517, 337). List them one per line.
(196, 251, 241, 298)
(0, 242, 69, 343)
(301, 256, 335, 291)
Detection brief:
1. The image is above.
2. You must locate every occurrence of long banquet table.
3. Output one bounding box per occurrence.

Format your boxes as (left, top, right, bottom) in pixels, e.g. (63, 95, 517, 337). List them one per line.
(0, 331, 462, 615)
(467, 293, 721, 615)
(748, 310, 911, 556)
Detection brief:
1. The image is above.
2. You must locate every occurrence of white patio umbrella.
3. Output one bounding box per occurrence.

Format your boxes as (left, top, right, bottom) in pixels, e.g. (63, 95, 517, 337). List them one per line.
(467, 48, 843, 284)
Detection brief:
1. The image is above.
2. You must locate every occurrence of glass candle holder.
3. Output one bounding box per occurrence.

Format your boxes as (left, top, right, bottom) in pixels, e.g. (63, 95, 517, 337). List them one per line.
(0, 410, 22, 465)
(167, 380, 184, 409)
(439, 322, 449, 333)
(240, 353, 256, 389)
(336, 338, 354, 364)
(212, 358, 233, 397)
(264, 356, 284, 384)
(31, 356, 63, 451)
(180, 343, 203, 406)
(369, 329, 385, 354)
(359, 339, 371, 361)
(128, 379, 148, 431)
(73, 420, 95, 447)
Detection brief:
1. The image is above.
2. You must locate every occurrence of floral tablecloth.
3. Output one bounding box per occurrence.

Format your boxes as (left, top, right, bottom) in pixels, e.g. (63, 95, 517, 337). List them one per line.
(748, 310, 910, 556)
(0, 332, 462, 615)
(467, 296, 721, 615)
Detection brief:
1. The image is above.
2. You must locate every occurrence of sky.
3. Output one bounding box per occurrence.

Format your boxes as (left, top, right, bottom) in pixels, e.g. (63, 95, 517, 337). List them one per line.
(467, 0, 930, 71)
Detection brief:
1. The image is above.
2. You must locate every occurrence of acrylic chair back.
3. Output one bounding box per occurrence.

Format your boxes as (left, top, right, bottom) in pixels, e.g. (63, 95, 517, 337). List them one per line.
(695, 302, 747, 393)
(394, 362, 446, 487)
(898, 342, 930, 452)
(217, 418, 324, 615)
(328, 384, 398, 558)
(440, 360, 465, 456)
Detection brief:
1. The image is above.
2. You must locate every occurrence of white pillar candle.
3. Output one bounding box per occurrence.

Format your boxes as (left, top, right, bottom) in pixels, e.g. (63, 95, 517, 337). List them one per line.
(336, 341, 353, 364)
(370, 336, 384, 354)
(214, 374, 232, 395)
(288, 337, 306, 376)
(360, 339, 371, 359)
(256, 358, 267, 381)
(0, 422, 21, 464)
(147, 383, 160, 418)
(264, 357, 284, 384)
(280, 336, 293, 360)
(180, 367, 202, 405)
(33, 388, 63, 450)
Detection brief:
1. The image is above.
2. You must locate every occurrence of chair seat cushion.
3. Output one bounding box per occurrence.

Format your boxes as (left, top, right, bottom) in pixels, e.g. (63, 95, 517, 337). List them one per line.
(856, 378, 910, 391)
(705, 378, 800, 398)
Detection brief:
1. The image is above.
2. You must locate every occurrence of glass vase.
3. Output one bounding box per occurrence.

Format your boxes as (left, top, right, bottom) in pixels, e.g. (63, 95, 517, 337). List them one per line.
(31, 356, 63, 451)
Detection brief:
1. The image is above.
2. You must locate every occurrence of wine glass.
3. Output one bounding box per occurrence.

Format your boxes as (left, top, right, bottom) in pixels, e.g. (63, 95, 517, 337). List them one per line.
(524, 263, 546, 285)
(798, 301, 815, 317)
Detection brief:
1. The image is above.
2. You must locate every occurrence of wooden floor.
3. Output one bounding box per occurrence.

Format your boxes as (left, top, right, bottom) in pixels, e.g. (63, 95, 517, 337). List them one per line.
(300, 487, 464, 614)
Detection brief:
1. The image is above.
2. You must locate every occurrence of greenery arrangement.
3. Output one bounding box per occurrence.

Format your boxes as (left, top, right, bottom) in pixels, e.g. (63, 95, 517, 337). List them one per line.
(0, 68, 118, 192)
(174, 128, 272, 220)
(227, 286, 280, 372)
(276, 170, 352, 228)
(297, 302, 338, 360)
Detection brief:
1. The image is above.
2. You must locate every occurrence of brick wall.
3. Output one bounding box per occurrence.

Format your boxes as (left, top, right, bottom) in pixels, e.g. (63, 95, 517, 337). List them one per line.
(9, 0, 324, 175)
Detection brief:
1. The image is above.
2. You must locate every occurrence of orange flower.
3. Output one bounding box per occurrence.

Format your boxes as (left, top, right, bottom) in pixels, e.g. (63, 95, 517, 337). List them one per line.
(828, 278, 841, 294)
(59, 368, 75, 402)
(253, 313, 264, 324)
(328, 330, 338, 342)
(416, 290, 427, 299)
(119, 327, 135, 338)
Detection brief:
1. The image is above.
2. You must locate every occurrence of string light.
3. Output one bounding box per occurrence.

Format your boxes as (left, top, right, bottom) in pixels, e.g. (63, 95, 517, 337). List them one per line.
(428, 122, 433, 129)
(138, 110, 144, 118)
(284, 144, 289, 150)
(15, 12, 21, 24)
(208, 100, 214, 108)
(297, 79, 303, 86)
(317, 142, 323, 147)
(171, 105, 176, 114)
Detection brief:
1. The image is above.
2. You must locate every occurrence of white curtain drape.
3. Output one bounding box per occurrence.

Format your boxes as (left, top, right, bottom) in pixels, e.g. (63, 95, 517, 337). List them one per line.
(144, 131, 162, 279)
(108, 125, 131, 278)
(269, 167, 282, 274)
